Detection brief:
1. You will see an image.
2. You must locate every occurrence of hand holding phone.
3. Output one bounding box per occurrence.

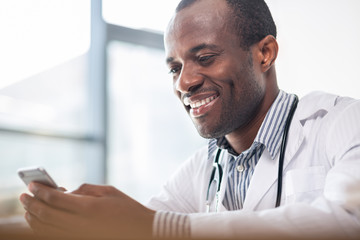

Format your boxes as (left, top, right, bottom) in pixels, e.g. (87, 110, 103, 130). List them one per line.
(18, 167, 58, 189)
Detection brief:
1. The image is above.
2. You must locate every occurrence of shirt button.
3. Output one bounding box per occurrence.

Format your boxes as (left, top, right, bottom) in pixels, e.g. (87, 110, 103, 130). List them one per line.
(236, 165, 244, 172)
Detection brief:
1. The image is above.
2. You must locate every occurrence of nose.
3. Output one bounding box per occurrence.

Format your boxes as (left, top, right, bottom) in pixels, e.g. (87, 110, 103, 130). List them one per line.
(175, 64, 204, 94)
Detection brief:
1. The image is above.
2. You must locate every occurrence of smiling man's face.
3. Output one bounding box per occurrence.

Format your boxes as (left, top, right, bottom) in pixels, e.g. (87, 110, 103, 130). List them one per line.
(165, 0, 266, 139)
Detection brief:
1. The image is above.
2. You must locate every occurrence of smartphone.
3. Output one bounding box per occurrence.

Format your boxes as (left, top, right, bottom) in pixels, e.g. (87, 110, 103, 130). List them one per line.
(18, 167, 58, 188)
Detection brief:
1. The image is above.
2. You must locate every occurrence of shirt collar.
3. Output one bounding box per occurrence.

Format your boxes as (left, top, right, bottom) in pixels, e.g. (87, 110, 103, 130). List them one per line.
(254, 90, 297, 159)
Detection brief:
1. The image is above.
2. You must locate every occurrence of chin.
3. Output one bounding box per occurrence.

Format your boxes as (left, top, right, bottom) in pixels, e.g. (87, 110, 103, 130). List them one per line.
(195, 125, 227, 139)
(192, 114, 231, 139)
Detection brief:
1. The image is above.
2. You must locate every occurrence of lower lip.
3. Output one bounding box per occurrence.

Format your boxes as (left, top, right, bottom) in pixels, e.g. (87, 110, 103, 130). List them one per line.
(189, 97, 218, 118)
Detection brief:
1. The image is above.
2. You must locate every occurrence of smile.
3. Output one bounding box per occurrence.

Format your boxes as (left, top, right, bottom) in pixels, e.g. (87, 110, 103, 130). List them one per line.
(184, 95, 218, 109)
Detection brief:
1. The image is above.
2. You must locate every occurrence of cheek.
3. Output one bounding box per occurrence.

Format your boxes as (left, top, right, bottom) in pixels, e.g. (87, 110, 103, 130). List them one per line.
(203, 62, 238, 90)
(215, 65, 244, 91)
(212, 61, 232, 78)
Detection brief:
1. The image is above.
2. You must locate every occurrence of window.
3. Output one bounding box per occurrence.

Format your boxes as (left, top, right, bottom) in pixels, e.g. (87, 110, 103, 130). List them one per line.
(0, 0, 91, 133)
(0, 0, 101, 217)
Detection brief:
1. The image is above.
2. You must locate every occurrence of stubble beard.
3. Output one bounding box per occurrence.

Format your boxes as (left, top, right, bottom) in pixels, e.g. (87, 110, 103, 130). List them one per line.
(195, 55, 264, 139)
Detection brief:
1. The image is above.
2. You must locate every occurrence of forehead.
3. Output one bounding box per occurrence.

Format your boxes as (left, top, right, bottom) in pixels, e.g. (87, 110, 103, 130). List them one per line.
(165, 0, 233, 55)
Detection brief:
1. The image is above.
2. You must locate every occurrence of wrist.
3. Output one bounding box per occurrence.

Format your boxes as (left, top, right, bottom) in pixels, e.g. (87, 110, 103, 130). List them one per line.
(153, 211, 190, 239)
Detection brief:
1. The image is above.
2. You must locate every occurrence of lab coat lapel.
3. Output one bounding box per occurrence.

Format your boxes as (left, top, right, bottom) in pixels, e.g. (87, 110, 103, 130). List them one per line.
(283, 120, 305, 171)
(243, 119, 305, 210)
(243, 149, 277, 210)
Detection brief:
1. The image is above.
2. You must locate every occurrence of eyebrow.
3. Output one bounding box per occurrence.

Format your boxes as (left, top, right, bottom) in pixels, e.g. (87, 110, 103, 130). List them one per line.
(166, 43, 221, 64)
(189, 43, 220, 53)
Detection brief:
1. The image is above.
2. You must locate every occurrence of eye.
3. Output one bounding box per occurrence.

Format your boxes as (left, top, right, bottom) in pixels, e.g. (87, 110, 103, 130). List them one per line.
(198, 55, 216, 65)
(168, 66, 181, 74)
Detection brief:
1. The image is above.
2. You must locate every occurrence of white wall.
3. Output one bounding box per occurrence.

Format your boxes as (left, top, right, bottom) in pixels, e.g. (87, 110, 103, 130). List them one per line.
(267, 0, 360, 98)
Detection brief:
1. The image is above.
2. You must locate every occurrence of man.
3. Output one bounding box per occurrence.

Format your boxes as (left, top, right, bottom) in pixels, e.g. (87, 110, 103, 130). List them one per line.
(20, 0, 360, 239)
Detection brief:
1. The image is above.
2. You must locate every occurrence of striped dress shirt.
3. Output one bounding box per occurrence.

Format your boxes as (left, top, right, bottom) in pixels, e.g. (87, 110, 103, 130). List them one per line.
(153, 90, 297, 238)
(208, 90, 297, 210)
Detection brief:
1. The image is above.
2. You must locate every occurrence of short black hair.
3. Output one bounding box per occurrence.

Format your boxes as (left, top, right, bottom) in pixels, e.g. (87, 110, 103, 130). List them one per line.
(175, 0, 277, 50)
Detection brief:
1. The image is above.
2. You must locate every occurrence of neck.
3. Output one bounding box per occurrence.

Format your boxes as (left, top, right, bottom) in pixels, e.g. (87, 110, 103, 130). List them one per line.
(225, 87, 279, 155)
(225, 109, 267, 154)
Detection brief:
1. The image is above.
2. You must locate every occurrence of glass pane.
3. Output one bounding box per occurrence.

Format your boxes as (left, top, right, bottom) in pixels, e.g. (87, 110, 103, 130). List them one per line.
(0, 54, 90, 134)
(0, 0, 91, 134)
(102, 0, 179, 33)
(107, 41, 207, 204)
(0, 132, 103, 217)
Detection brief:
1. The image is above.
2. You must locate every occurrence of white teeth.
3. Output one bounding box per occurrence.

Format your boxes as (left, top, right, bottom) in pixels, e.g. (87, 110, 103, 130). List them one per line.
(184, 98, 190, 106)
(187, 96, 217, 109)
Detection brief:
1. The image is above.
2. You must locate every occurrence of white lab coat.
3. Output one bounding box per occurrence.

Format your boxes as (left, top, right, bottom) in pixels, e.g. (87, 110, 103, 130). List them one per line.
(147, 92, 360, 238)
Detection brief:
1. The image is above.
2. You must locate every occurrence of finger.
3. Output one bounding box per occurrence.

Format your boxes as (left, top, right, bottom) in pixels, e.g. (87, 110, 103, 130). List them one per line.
(21, 193, 93, 234)
(71, 184, 121, 197)
(28, 182, 90, 213)
(19, 193, 31, 211)
(25, 211, 89, 239)
(24, 211, 70, 238)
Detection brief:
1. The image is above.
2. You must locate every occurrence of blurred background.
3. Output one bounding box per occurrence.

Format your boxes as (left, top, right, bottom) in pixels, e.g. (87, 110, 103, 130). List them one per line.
(0, 0, 359, 217)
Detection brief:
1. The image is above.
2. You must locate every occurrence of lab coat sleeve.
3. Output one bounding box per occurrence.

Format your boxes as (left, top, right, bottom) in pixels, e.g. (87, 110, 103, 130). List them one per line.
(146, 146, 209, 213)
(189, 199, 359, 238)
(188, 100, 360, 239)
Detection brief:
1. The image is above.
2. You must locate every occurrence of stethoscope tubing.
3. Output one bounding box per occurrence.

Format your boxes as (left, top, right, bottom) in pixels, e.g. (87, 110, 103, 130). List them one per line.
(275, 95, 299, 207)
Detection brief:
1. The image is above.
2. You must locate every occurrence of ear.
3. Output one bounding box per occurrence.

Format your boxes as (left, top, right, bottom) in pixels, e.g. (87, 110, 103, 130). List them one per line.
(257, 35, 278, 73)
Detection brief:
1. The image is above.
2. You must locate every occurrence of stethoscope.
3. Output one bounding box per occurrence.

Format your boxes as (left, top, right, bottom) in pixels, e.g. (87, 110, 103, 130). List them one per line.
(206, 95, 299, 212)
